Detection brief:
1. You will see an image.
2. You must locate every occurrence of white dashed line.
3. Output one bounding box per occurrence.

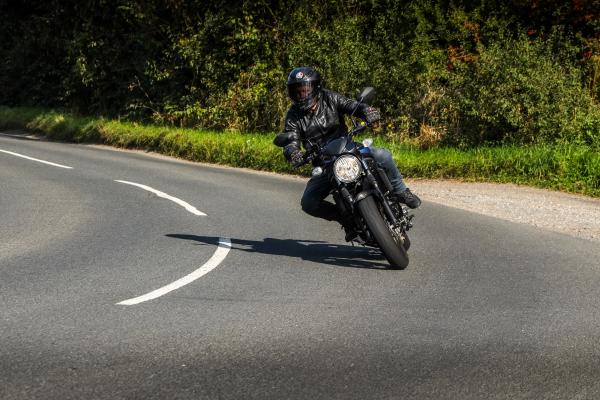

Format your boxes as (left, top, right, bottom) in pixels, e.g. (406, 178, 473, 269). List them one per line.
(117, 237, 232, 305)
(115, 180, 206, 216)
(0, 148, 73, 169)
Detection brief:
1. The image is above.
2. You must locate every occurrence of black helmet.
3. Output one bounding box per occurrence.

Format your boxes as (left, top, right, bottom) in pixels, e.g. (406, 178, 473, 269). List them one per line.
(287, 67, 322, 112)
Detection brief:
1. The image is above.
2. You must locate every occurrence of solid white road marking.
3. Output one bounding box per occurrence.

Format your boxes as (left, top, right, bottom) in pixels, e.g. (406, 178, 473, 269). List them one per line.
(115, 180, 207, 216)
(0, 148, 73, 169)
(117, 237, 232, 305)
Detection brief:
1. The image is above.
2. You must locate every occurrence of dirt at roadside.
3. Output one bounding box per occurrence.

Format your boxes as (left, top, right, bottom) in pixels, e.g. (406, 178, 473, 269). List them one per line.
(412, 179, 600, 243)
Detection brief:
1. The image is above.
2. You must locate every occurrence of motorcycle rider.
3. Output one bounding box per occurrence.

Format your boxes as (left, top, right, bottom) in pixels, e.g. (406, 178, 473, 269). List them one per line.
(281, 67, 421, 239)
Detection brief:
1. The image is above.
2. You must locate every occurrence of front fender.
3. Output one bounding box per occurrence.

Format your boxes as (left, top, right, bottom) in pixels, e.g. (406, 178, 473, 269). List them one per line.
(354, 190, 374, 203)
(355, 189, 398, 226)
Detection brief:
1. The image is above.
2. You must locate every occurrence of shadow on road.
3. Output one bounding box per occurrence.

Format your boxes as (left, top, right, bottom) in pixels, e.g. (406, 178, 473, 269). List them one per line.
(166, 234, 390, 269)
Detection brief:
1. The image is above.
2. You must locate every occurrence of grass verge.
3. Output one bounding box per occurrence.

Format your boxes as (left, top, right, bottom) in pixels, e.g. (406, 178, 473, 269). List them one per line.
(1, 106, 599, 197)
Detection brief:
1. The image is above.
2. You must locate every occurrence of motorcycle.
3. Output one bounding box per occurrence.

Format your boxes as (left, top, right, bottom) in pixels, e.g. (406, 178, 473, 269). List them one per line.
(274, 87, 414, 269)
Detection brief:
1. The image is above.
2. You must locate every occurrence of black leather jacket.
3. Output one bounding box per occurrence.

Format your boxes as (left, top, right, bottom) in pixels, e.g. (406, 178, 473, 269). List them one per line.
(282, 89, 372, 160)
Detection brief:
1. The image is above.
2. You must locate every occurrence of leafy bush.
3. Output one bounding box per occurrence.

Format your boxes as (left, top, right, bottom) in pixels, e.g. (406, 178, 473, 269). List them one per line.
(155, 63, 287, 132)
(1, 1, 599, 146)
(446, 32, 600, 147)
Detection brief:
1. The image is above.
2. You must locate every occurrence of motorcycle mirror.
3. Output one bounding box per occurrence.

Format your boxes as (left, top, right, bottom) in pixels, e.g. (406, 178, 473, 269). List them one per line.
(357, 87, 376, 104)
(350, 86, 377, 121)
(273, 131, 295, 147)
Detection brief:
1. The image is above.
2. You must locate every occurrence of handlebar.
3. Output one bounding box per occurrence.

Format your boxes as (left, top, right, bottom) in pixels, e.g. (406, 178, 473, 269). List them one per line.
(350, 124, 367, 136)
(292, 123, 370, 169)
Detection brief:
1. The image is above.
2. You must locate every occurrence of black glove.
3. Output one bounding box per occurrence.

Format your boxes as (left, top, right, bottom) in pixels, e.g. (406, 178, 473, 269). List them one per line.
(289, 149, 305, 167)
(365, 106, 381, 125)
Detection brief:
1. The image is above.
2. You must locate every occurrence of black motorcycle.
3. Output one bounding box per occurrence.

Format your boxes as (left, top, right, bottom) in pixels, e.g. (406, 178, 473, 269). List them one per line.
(274, 87, 414, 269)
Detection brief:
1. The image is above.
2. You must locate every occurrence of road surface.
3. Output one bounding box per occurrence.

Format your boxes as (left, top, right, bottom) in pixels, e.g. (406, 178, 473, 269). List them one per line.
(1, 132, 599, 399)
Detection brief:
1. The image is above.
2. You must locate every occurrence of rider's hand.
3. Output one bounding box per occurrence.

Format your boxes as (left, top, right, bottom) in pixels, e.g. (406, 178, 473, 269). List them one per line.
(290, 150, 305, 167)
(365, 106, 381, 125)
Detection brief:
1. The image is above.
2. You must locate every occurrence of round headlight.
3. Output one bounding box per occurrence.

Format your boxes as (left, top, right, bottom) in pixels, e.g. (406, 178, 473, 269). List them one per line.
(333, 155, 362, 183)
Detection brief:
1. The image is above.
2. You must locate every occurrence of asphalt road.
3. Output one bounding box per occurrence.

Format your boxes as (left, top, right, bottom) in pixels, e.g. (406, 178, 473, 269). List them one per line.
(1, 132, 600, 399)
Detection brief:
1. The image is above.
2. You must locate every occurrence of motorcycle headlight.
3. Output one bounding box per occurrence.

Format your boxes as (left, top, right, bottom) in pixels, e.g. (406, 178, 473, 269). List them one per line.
(333, 155, 362, 183)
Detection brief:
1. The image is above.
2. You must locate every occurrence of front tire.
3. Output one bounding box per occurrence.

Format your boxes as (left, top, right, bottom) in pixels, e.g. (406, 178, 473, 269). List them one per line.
(357, 196, 409, 270)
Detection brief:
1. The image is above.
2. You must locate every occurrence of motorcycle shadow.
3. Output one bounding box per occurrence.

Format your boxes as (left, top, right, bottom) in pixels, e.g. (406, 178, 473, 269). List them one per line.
(166, 234, 390, 270)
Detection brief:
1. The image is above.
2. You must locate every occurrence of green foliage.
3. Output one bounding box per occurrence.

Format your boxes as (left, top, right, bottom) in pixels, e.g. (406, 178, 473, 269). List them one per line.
(156, 62, 287, 132)
(1, 0, 600, 146)
(0, 107, 47, 130)
(445, 31, 600, 147)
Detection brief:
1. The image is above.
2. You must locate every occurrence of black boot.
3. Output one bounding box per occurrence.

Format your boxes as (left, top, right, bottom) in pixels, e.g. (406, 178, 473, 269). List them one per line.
(343, 226, 358, 242)
(395, 188, 421, 209)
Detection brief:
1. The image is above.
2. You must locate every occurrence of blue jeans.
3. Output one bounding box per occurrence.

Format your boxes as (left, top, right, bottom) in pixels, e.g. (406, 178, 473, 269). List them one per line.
(300, 146, 407, 222)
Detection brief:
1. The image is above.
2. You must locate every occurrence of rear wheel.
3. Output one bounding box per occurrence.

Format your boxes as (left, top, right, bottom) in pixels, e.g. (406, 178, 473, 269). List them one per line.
(357, 196, 409, 269)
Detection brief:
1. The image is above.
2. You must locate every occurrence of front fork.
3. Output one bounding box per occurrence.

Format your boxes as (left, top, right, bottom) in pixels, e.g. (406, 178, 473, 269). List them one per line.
(361, 167, 398, 226)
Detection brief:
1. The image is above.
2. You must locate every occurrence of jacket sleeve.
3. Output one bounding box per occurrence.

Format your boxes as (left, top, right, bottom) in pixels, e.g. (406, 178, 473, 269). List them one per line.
(330, 91, 373, 120)
(282, 110, 302, 161)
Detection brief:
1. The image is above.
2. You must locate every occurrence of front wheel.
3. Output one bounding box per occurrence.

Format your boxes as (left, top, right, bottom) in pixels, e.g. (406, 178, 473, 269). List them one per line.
(357, 196, 409, 270)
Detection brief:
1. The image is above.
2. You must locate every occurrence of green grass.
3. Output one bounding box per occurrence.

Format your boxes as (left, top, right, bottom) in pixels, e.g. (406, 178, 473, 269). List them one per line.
(384, 141, 600, 196)
(2, 106, 599, 197)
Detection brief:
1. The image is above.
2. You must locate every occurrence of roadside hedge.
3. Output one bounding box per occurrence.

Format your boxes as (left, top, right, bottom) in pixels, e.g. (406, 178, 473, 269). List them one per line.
(1, 1, 599, 148)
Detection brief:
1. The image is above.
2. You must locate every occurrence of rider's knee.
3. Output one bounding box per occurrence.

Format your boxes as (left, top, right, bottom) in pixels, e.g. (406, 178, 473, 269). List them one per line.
(371, 147, 393, 163)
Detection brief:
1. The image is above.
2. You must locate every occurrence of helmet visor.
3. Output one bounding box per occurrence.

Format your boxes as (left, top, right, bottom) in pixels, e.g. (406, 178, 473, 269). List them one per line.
(288, 82, 315, 103)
